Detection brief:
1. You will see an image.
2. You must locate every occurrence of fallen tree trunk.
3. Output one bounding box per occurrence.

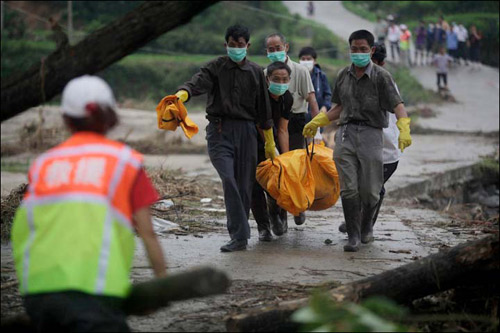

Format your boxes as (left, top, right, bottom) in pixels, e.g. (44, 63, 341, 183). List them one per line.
(124, 266, 231, 315)
(1, 1, 218, 122)
(226, 235, 499, 332)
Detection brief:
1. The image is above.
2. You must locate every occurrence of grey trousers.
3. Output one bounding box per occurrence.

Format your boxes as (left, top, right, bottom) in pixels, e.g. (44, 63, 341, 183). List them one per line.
(206, 119, 257, 241)
(333, 123, 383, 209)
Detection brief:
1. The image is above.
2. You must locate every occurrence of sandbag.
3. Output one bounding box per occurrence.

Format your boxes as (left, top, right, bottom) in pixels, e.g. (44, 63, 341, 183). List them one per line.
(256, 143, 340, 216)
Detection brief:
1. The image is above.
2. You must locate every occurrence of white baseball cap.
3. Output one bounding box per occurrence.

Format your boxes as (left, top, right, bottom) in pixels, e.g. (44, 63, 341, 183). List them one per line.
(61, 75, 116, 118)
(400, 24, 407, 30)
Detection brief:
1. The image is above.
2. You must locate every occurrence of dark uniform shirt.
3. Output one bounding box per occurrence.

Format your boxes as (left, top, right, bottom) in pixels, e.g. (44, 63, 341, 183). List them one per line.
(332, 62, 403, 128)
(178, 56, 273, 130)
(257, 90, 293, 156)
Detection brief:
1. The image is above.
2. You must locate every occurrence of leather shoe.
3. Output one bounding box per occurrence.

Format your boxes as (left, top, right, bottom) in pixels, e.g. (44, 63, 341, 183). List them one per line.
(258, 229, 273, 242)
(220, 239, 247, 252)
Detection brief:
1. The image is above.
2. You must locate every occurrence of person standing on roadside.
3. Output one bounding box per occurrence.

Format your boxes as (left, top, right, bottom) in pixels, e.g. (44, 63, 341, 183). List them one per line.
(251, 62, 293, 242)
(264, 32, 320, 228)
(302, 30, 412, 252)
(468, 25, 482, 69)
(374, 15, 388, 44)
(338, 42, 402, 235)
(433, 46, 454, 91)
(456, 23, 469, 66)
(174, 24, 276, 252)
(425, 23, 435, 65)
(11, 75, 167, 332)
(399, 24, 412, 67)
(414, 20, 427, 66)
(387, 20, 401, 62)
(446, 23, 459, 65)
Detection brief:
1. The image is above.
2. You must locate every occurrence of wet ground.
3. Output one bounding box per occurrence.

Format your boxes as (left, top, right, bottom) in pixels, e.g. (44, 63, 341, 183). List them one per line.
(2, 2, 499, 332)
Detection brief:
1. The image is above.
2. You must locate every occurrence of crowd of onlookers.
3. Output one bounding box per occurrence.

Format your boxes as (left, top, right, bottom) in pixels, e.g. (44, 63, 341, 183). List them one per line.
(374, 14, 482, 90)
(374, 14, 482, 68)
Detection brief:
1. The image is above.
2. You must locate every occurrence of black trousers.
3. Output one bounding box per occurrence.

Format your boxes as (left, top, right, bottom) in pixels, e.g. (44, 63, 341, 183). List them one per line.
(24, 291, 129, 332)
(437, 73, 448, 87)
(288, 113, 306, 150)
(207, 119, 257, 240)
(251, 135, 287, 232)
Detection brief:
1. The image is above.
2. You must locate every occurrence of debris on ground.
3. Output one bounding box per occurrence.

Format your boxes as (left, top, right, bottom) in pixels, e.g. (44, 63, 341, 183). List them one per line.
(1, 184, 28, 243)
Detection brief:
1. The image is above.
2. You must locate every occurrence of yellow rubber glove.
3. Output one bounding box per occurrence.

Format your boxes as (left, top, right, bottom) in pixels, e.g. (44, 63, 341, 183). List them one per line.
(175, 90, 189, 103)
(396, 117, 412, 152)
(303, 112, 330, 138)
(263, 128, 277, 160)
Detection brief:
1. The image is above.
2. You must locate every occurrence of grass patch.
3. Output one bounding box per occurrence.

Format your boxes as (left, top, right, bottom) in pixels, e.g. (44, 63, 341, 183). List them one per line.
(1, 161, 31, 174)
(387, 63, 441, 106)
(342, 1, 378, 22)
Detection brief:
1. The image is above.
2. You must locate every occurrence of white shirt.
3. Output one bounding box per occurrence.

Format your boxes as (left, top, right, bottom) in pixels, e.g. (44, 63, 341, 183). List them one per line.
(383, 112, 401, 163)
(383, 82, 402, 164)
(456, 26, 468, 42)
(387, 25, 401, 42)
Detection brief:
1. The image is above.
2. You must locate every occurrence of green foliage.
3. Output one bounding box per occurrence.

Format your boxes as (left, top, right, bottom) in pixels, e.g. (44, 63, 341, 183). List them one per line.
(386, 64, 440, 106)
(292, 293, 412, 332)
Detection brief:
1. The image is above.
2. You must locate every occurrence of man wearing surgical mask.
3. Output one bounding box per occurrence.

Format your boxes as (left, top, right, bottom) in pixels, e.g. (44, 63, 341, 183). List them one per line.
(303, 30, 412, 252)
(264, 33, 320, 228)
(251, 61, 293, 241)
(174, 24, 274, 252)
(298, 46, 332, 126)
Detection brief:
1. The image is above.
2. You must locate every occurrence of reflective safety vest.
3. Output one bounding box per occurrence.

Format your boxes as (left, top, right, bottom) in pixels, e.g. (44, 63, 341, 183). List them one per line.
(12, 132, 143, 298)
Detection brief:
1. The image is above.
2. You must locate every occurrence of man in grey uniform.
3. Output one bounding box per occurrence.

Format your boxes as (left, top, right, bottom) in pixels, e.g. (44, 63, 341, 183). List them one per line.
(174, 25, 275, 252)
(265, 32, 321, 227)
(303, 30, 412, 252)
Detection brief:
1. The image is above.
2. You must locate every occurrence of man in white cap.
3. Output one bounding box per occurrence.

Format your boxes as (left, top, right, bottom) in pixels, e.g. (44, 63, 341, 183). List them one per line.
(11, 75, 167, 331)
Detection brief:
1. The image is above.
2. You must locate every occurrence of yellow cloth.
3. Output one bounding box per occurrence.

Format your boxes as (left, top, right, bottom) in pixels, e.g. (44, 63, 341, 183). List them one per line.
(156, 95, 198, 139)
(256, 143, 340, 216)
(303, 112, 331, 137)
(396, 117, 412, 152)
(263, 128, 277, 160)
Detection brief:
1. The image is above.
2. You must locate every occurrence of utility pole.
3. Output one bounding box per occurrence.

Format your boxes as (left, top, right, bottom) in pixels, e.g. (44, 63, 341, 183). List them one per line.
(67, 0, 73, 44)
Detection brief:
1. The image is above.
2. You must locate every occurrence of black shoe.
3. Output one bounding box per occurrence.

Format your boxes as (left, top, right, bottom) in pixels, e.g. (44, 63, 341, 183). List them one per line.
(338, 222, 347, 233)
(258, 229, 273, 242)
(270, 214, 284, 236)
(294, 212, 306, 225)
(220, 239, 247, 252)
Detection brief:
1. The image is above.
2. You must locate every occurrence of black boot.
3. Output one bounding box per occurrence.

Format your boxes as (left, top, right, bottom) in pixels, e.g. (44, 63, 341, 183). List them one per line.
(338, 221, 347, 233)
(361, 203, 376, 244)
(267, 195, 285, 236)
(341, 197, 361, 252)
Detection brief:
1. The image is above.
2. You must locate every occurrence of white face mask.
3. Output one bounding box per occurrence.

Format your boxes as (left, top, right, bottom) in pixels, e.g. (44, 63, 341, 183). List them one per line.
(300, 60, 314, 71)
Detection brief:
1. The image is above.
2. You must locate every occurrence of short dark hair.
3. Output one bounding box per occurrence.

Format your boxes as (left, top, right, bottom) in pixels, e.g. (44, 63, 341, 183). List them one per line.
(348, 30, 375, 47)
(63, 105, 118, 134)
(225, 24, 250, 43)
(266, 61, 291, 77)
(265, 32, 286, 45)
(372, 42, 387, 63)
(298, 46, 317, 59)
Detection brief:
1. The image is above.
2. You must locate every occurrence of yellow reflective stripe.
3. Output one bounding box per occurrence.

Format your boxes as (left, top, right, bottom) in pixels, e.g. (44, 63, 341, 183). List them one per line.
(95, 146, 132, 294)
(21, 193, 133, 232)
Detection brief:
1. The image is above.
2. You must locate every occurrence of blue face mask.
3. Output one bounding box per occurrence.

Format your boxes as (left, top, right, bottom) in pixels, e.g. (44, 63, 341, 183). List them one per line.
(350, 52, 371, 67)
(267, 51, 287, 63)
(268, 82, 289, 96)
(227, 47, 247, 62)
